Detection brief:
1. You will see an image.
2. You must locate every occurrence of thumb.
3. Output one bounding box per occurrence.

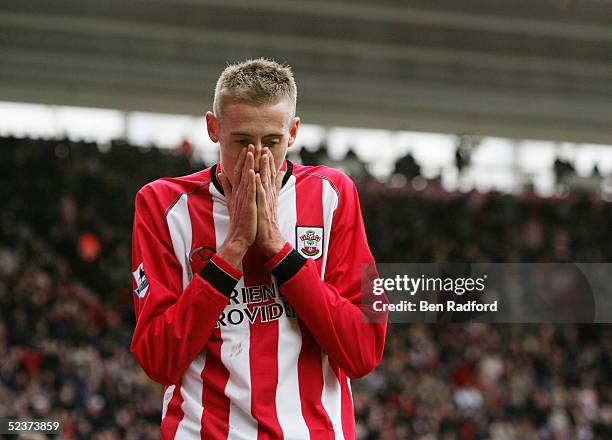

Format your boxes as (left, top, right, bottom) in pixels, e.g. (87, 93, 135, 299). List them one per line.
(218, 173, 232, 197)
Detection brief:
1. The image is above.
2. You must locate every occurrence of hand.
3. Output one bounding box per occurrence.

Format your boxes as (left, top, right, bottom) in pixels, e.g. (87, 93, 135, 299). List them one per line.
(217, 145, 257, 267)
(255, 146, 286, 258)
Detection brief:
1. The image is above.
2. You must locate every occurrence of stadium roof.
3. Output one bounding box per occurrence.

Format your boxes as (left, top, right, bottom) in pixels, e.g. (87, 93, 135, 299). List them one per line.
(1, 0, 612, 144)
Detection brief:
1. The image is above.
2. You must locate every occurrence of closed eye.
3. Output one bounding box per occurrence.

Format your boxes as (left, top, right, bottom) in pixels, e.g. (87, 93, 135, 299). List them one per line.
(265, 139, 280, 147)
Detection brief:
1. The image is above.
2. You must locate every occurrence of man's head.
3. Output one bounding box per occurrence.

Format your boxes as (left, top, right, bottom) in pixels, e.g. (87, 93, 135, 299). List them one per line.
(206, 58, 300, 185)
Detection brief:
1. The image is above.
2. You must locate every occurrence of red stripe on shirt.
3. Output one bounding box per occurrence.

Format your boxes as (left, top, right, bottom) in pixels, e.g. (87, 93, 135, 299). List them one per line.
(161, 383, 184, 440)
(201, 334, 231, 439)
(295, 173, 334, 438)
(298, 322, 334, 438)
(243, 245, 283, 439)
(338, 366, 356, 440)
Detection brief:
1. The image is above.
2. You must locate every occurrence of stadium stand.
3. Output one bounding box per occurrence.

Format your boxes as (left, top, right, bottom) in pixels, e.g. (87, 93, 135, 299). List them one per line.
(1, 137, 611, 439)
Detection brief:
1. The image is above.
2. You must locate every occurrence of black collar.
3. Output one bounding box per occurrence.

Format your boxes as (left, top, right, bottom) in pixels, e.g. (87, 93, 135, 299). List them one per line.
(211, 160, 294, 196)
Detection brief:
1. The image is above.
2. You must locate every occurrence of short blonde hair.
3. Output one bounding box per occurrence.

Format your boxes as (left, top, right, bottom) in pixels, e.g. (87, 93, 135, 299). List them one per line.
(213, 58, 297, 119)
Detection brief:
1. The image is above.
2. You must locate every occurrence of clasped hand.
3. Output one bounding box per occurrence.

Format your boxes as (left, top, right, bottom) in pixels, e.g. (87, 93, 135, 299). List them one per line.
(217, 144, 286, 266)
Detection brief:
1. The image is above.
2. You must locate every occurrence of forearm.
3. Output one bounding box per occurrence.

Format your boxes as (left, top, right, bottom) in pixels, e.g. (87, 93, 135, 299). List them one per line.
(270, 248, 386, 379)
(218, 238, 249, 268)
(131, 254, 240, 385)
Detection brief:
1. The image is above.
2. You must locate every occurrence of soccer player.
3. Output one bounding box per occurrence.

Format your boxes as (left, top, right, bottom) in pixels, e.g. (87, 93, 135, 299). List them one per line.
(130, 58, 387, 439)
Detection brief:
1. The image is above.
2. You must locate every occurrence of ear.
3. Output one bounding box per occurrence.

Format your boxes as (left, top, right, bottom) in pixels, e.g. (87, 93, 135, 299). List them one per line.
(288, 116, 300, 148)
(205, 111, 219, 143)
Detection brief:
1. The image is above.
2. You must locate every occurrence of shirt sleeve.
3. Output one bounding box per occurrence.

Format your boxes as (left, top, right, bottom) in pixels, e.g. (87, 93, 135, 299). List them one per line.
(267, 179, 387, 379)
(130, 184, 238, 385)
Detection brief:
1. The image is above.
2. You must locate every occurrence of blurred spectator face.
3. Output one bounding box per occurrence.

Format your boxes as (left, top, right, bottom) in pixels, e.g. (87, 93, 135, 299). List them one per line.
(205, 99, 300, 185)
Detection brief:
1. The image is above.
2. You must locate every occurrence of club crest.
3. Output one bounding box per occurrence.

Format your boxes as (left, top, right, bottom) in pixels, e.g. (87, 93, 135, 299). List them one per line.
(296, 226, 323, 260)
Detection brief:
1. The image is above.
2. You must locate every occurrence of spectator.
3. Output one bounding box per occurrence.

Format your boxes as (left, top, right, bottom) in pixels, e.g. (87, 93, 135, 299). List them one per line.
(1, 136, 611, 439)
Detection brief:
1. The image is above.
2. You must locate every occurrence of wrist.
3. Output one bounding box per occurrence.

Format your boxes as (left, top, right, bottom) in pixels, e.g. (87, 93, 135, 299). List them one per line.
(218, 238, 249, 268)
(259, 235, 286, 259)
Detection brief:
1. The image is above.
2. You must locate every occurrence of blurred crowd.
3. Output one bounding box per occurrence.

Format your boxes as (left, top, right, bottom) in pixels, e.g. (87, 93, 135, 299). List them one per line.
(1, 137, 611, 440)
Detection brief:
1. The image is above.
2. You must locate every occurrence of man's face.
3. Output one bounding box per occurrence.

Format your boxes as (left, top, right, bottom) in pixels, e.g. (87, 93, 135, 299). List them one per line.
(206, 99, 300, 186)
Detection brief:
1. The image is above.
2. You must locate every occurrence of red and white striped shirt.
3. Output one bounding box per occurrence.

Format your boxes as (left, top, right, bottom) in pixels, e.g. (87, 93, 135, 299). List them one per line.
(130, 160, 386, 439)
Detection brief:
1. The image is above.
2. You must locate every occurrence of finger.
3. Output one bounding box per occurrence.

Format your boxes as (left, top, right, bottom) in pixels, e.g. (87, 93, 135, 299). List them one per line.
(249, 170, 262, 211)
(255, 171, 261, 188)
(260, 152, 269, 191)
(276, 170, 285, 193)
(254, 143, 261, 167)
(218, 172, 232, 198)
(247, 169, 257, 201)
(266, 147, 275, 174)
(262, 148, 274, 189)
(255, 172, 266, 205)
(243, 149, 255, 188)
(233, 147, 247, 183)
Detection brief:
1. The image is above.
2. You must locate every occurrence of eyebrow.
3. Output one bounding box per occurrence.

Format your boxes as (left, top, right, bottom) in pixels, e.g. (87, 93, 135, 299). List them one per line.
(230, 132, 284, 138)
